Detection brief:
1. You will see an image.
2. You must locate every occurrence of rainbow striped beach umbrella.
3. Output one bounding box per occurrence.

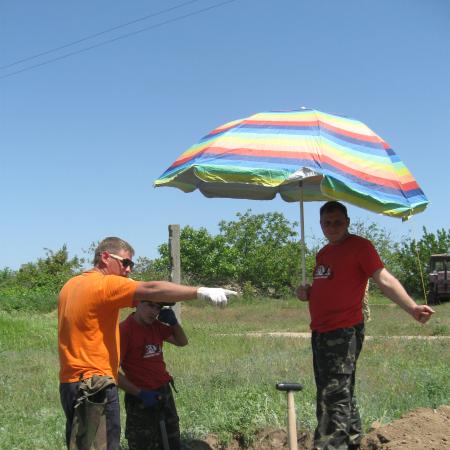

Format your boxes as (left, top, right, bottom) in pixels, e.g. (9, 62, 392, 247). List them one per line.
(154, 108, 428, 280)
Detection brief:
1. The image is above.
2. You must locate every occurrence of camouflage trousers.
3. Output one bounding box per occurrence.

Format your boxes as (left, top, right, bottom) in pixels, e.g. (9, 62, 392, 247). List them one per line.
(311, 322, 365, 450)
(124, 384, 180, 450)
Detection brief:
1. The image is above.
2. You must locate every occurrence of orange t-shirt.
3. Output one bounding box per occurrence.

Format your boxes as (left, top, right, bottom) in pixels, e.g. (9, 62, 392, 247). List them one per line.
(58, 270, 138, 383)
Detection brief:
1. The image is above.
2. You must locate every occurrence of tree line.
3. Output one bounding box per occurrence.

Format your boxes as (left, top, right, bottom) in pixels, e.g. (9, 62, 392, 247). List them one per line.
(1, 210, 448, 311)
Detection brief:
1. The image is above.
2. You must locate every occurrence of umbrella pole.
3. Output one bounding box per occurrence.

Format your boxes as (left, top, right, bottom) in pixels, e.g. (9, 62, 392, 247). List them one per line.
(299, 182, 306, 285)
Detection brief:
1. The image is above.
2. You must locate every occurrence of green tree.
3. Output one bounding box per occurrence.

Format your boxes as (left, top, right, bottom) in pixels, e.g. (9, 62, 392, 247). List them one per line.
(153, 211, 317, 297)
(0, 267, 15, 288)
(349, 219, 396, 267)
(131, 256, 170, 282)
(218, 210, 314, 296)
(155, 226, 237, 286)
(15, 245, 83, 293)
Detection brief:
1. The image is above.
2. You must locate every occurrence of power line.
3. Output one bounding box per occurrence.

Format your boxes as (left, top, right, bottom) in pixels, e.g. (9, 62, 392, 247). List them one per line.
(1, 0, 237, 80)
(0, 0, 202, 70)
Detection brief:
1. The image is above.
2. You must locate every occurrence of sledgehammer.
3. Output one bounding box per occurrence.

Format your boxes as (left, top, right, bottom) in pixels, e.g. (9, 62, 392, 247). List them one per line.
(276, 382, 303, 450)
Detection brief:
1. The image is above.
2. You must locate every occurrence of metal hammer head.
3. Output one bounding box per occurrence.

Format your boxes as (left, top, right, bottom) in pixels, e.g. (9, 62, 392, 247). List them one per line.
(276, 382, 303, 392)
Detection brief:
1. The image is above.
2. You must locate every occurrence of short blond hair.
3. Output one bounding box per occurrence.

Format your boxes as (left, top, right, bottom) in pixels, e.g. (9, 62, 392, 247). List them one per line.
(93, 237, 135, 266)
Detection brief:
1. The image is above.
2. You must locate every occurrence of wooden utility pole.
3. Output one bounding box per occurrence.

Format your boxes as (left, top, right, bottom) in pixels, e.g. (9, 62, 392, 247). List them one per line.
(168, 224, 181, 323)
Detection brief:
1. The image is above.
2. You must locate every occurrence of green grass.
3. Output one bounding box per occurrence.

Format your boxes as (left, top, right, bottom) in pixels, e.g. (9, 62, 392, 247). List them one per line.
(0, 311, 64, 449)
(0, 299, 449, 449)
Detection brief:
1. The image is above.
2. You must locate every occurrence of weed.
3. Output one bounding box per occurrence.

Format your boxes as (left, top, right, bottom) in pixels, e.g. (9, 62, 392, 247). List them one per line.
(431, 324, 450, 336)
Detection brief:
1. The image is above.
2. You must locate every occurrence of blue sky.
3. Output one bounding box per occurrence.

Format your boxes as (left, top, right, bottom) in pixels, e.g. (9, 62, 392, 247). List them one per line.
(1, 0, 449, 270)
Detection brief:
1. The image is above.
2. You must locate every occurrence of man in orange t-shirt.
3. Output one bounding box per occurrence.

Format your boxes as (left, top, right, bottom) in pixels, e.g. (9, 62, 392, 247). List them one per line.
(58, 236, 237, 450)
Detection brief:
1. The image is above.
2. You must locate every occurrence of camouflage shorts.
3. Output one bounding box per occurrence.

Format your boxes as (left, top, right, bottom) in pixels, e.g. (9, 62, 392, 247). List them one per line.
(311, 323, 365, 450)
(124, 384, 180, 450)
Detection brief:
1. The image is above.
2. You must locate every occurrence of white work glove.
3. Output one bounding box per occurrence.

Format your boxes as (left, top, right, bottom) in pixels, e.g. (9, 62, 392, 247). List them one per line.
(197, 287, 237, 307)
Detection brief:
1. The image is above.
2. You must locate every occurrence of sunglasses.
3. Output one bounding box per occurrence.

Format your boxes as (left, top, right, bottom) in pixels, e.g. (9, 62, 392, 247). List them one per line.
(108, 253, 135, 270)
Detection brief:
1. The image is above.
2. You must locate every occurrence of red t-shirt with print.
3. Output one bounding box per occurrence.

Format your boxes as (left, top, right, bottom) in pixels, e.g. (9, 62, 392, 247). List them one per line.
(120, 314, 174, 390)
(309, 234, 384, 333)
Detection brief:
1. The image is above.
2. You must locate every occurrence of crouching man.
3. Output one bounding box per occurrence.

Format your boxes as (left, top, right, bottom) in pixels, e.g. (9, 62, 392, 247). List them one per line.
(119, 301, 187, 450)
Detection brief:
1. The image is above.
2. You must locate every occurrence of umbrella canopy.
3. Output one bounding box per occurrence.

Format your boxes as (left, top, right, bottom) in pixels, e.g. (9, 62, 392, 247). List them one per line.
(155, 108, 428, 284)
(155, 108, 428, 219)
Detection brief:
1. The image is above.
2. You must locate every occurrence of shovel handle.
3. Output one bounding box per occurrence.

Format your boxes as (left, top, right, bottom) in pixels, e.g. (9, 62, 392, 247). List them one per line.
(159, 418, 170, 450)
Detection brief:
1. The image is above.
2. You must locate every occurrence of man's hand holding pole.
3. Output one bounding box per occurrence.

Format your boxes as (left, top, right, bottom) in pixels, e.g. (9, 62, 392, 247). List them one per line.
(295, 284, 311, 302)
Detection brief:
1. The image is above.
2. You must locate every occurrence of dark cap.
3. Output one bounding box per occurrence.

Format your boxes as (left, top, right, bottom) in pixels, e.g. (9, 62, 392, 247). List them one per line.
(138, 301, 175, 308)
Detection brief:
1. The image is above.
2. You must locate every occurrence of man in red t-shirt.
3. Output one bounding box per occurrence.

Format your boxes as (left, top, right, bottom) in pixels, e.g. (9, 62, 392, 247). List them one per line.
(119, 302, 188, 450)
(296, 201, 434, 450)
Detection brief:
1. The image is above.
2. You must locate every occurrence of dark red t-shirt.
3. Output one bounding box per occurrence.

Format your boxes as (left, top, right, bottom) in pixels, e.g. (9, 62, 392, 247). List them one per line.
(120, 314, 174, 390)
(309, 234, 384, 332)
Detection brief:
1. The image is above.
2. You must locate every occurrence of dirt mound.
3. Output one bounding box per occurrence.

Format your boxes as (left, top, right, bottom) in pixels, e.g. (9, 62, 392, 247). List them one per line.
(182, 406, 449, 449)
(361, 405, 450, 450)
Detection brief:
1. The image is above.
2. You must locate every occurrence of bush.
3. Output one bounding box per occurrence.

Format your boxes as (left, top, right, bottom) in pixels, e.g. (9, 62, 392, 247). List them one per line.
(0, 245, 82, 312)
(14, 246, 83, 293)
(0, 286, 58, 313)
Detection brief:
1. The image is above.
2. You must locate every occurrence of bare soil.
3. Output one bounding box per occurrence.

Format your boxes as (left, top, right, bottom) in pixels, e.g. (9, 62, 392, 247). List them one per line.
(182, 405, 450, 450)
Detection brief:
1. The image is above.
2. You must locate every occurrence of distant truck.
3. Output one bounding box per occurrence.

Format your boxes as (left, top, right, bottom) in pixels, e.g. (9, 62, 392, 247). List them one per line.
(427, 253, 450, 305)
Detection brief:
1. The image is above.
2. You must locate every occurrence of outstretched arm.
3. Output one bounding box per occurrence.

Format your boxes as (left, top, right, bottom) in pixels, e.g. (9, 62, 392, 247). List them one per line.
(371, 268, 435, 323)
(133, 281, 237, 307)
(134, 281, 198, 303)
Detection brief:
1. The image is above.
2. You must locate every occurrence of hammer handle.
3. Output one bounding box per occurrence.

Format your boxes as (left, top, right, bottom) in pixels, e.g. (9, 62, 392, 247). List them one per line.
(287, 391, 298, 450)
